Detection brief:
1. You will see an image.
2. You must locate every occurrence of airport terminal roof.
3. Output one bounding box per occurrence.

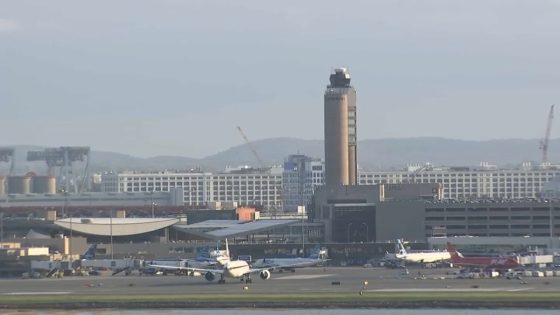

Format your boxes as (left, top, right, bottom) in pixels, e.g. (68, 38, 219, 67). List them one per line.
(54, 218, 179, 236)
(173, 219, 299, 240)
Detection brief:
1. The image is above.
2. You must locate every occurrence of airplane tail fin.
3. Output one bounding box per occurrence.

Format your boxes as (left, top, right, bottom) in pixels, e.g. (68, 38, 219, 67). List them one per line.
(196, 246, 210, 261)
(309, 245, 327, 260)
(225, 238, 230, 259)
(82, 244, 97, 260)
(397, 239, 407, 255)
(446, 242, 462, 258)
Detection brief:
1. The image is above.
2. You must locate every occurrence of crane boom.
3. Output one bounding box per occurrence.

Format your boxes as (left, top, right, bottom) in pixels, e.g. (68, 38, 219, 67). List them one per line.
(540, 105, 555, 164)
(236, 126, 265, 169)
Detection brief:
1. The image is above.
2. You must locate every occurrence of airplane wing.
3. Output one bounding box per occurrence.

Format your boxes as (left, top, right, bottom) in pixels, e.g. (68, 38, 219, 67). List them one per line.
(244, 267, 273, 275)
(147, 264, 225, 274)
(257, 259, 328, 270)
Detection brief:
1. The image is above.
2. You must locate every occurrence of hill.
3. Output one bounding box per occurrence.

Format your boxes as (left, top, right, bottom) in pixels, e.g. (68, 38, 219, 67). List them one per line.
(0, 137, 556, 174)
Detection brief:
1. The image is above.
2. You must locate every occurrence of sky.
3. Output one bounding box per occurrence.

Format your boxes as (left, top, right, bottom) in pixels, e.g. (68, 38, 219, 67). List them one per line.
(1, 0, 559, 158)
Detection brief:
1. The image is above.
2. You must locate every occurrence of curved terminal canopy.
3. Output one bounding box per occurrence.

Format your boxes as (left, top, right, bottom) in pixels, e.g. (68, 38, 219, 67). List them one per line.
(55, 217, 179, 236)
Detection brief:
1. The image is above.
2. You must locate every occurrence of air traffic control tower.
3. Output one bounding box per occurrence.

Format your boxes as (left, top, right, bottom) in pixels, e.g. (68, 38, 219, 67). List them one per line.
(324, 68, 357, 187)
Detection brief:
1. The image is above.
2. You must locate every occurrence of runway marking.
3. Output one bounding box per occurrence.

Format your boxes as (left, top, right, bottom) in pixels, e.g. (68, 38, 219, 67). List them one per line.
(274, 274, 334, 280)
(2, 292, 71, 295)
(507, 288, 534, 292)
(368, 288, 534, 292)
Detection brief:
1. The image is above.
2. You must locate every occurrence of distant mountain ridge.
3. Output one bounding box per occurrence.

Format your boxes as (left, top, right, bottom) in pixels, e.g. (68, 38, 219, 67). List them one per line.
(1, 137, 558, 174)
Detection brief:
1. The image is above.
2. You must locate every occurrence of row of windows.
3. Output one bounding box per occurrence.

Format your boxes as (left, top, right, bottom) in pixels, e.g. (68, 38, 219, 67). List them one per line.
(427, 207, 558, 212)
(360, 172, 560, 177)
(426, 215, 556, 221)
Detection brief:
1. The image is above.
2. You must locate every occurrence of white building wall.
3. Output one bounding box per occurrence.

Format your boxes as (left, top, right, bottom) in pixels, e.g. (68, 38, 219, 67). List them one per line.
(101, 166, 560, 210)
(103, 169, 283, 210)
(358, 169, 560, 200)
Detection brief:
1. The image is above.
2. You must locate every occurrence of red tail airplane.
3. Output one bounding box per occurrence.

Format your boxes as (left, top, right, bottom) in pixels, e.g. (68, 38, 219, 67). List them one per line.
(446, 242, 520, 269)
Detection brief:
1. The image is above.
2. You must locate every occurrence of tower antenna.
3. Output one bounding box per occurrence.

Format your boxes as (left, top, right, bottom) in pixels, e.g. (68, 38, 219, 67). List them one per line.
(540, 105, 555, 165)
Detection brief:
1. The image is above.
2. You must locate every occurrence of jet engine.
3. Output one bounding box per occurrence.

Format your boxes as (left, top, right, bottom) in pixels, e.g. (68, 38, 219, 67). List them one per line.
(259, 270, 271, 280)
(204, 272, 216, 281)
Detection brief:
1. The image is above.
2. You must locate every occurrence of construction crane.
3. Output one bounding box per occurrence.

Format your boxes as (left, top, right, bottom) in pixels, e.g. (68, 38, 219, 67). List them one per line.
(27, 146, 91, 193)
(236, 126, 265, 169)
(0, 147, 15, 175)
(540, 105, 555, 165)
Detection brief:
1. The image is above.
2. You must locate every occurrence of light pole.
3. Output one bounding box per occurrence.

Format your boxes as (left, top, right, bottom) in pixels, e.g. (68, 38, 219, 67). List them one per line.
(347, 222, 354, 243)
(69, 215, 73, 256)
(361, 222, 369, 242)
(0, 212, 4, 243)
(550, 204, 554, 251)
(151, 202, 156, 218)
(301, 206, 305, 256)
(61, 191, 67, 218)
(150, 190, 154, 218)
(110, 209, 114, 260)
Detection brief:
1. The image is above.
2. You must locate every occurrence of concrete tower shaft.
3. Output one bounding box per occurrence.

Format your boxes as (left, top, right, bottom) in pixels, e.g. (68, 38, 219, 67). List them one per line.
(324, 68, 357, 187)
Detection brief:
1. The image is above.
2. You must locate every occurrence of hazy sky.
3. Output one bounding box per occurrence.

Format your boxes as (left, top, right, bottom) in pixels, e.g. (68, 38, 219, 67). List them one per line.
(1, 0, 559, 158)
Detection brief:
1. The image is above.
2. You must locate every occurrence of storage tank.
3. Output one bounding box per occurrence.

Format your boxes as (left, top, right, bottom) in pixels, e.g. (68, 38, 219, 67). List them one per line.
(7, 175, 33, 194)
(0, 176, 5, 195)
(33, 176, 57, 194)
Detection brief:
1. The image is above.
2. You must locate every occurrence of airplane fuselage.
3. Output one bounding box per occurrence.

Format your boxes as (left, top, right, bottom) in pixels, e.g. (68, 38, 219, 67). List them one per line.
(396, 251, 451, 263)
(446, 242, 520, 269)
(223, 260, 251, 278)
(450, 255, 520, 269)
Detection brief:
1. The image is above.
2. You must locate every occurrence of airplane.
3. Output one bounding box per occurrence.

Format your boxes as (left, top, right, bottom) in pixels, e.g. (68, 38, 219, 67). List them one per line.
(78, 244, 145, 276)
(81, 244, 97, 260)
(251, 245, 328, 272)
(386, 239, 450, 264)
(144, 243, 230, 275)
(148, 239, 271, 284)
(446, 242, 520, 269)
(30, 244, 99, 277)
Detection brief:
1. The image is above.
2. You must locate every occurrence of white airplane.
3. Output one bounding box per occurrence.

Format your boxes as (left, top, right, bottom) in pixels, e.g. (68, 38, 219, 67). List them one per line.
(148, 239, 271, 284)
(252, 245, 328, 272)
(144, 242, 230, 274)
(386, 239, 451, 264)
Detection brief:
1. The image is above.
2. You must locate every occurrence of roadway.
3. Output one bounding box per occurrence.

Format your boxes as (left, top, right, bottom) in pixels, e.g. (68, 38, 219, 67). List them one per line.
(1, 267, 560, 296)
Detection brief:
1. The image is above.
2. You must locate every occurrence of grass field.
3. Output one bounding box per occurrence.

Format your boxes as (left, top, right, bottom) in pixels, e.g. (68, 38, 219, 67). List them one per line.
(2, 291, 560, 308)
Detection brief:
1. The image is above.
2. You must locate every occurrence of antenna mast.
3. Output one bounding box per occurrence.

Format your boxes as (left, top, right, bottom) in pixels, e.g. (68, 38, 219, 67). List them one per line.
(540, 105, 555, 164)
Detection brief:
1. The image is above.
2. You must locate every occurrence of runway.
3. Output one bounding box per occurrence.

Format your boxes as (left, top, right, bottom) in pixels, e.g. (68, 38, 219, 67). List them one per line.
(1, 267, 560, 296)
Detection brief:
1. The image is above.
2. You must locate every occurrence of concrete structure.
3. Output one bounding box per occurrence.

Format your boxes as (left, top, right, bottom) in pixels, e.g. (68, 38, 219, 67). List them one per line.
(383, 183, 443, 201)
(312, 183, 442, 243)
(0, 190, 184, 210)
(312, 185, 381, 242)
(375, 200, 428, 243)
(101, 167, 283, 210)
(324, 68, 357, 187)
(282, 155, 324, 212)
(424, 199, 560, 238)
